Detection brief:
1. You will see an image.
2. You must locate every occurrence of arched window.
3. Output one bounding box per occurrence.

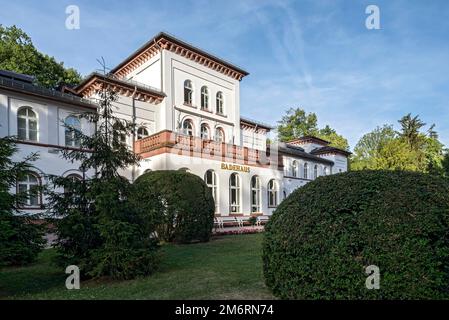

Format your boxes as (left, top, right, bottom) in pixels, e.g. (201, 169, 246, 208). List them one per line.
(178, 167, 191, 173)
(201, 86, 209, 110)
(323, 166, 329, 176)
(184, 80, 193, 105)
(215, 127, 225, 143)
(182, 119, 194, 136)
(113, 122, 126, 144)
(205, 170, 218, 212)
(17, 107, 38, 141)
(268, 179, 278, 208)
(64, 174, 82, 194)
(314, 164, 318, 179)
(303, 162, 309, 179)
(65, 116, 81, 147)
(200, 124, 210, 140)
(229, 173, 240, 213)
(17, 172, 41, 207)
(251, 175, 261, 213)
(291, 160, 298, 177)
(216, 92, 224, 114)
(137, 127, 149, 140)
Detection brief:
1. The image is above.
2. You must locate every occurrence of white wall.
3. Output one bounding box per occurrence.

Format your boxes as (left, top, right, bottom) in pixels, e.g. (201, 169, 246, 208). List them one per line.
(241, 127, 267, 151)
(126, 53, 162, 90)
(136, 152, 283, 218)
(160, 49, 241, 144)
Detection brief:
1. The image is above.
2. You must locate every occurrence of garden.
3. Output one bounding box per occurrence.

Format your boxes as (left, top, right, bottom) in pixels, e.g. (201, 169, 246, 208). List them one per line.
(3, 87, 449, 300)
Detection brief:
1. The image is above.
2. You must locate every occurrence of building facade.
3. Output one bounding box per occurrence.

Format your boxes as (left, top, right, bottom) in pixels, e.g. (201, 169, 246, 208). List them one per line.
(0, 32, 350, 223)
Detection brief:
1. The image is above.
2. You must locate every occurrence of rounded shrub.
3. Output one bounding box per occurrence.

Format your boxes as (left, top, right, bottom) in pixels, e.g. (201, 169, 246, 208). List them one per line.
(263, 170, 449, 299)
(132, 170, 215, 243)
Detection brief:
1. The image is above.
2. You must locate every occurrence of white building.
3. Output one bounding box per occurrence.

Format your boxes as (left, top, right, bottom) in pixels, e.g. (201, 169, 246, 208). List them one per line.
(0, 32, 350, 223)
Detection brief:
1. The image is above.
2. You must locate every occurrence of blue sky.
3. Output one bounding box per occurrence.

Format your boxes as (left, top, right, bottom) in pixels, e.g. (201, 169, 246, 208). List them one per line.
(1, 0, 449, 149)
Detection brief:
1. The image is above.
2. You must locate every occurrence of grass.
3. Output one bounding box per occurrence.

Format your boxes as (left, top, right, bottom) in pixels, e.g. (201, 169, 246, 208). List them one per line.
(0, 233, 274, 300)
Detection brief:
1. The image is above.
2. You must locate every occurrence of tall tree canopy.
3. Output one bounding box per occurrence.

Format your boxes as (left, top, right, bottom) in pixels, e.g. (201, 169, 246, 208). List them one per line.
(351, 114, 446, 174)
(0, 25, 82, 88)
(277, 107, 349, 150)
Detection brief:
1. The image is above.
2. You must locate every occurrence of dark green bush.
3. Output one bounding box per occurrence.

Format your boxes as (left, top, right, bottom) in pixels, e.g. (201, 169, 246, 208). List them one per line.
(132, 170, 215, 243)
(51, 176, 161, 280)
(263, 170, 449, 299)
(0, 214, 45, 267)
(0, 136, 44, 267)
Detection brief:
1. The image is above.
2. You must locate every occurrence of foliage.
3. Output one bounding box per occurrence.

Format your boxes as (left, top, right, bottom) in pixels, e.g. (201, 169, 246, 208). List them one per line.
(0, 137, 44, 267)
(351, 114, 446, 174)
(0, 24, 82, 88)
(277, 107, 349, 150)
(248, 216, 257, 226)
(132, 170, 215, 244)
(263, 170, 449, 299)
(46, 86, 160, 280)
(442, 153, 449, 178)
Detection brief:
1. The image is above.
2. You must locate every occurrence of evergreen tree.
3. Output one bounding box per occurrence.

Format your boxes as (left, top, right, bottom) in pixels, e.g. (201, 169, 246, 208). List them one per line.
(47, 83, 160, 279)
(352, 114, 445, 173)
(0, 137, 44, 266)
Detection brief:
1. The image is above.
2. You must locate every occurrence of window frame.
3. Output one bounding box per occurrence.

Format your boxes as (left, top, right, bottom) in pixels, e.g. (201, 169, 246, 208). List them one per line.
(216, 91, 224, 114)
(205, 170, 219, 213)
(184, 80, 193, 105)
(268, 179, 278, 208)
(303, 162, 309, 179)
(64, 115, 82, 147)
(17, 172, 42, 208)
(17, 106, 38, 142)
(200, 123, 210, 140)
(291, 160, 298, 177)
(251, 175, 262, 213)
(200, 86, 209, 110)
(182, 119, 194, 136)
(215, 127, 225, 143)
(229, 173, 241, 213)
(137, 126, 150, 140)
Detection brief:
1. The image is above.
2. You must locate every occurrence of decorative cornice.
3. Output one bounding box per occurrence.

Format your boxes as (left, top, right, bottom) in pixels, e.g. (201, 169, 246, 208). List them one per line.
(287, 136, 330, 146)
(111, 32, 249, 81)
(76, 73, 165, 104)
(240, 123, 268, 134)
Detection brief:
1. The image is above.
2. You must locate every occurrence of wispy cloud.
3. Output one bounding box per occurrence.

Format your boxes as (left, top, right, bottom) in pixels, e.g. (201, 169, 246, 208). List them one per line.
(1, 0, 448, 148)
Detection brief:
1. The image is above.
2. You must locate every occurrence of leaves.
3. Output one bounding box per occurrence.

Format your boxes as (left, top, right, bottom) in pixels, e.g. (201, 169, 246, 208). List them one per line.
(263, 170, 449, 299)
(0, 24, 82, 88)
(0, 137, 44, 267)
(277, 107, 349, 150)
(46, 86, 159, 280)
(351, 115, 446, 174)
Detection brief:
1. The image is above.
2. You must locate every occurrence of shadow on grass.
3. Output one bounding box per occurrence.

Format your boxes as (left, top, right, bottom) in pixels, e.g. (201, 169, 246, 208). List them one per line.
(0, 249, 65, 298)
(0, 233, 273, 299)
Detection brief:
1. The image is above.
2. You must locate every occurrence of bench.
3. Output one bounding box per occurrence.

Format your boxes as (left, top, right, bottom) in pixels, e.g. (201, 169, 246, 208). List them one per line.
(234, 217, 244, 228)
(256, 216, 269, 226)
(214, 217, 224, 231)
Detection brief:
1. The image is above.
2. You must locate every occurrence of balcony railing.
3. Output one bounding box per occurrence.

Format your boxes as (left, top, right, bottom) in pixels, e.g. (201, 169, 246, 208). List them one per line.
(134, 130, 271, 167)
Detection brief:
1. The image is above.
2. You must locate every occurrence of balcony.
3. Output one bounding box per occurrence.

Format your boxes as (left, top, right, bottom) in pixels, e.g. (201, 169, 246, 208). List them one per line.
(134, 130, 274, 167)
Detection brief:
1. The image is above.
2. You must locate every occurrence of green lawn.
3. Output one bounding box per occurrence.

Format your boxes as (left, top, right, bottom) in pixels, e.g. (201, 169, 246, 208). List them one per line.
(0, 233, 274, 300)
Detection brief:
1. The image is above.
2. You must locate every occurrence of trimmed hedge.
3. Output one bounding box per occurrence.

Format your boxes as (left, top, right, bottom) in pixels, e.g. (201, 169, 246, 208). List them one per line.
(263, 170, 449, 299)
(132, 170, 215, 243)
